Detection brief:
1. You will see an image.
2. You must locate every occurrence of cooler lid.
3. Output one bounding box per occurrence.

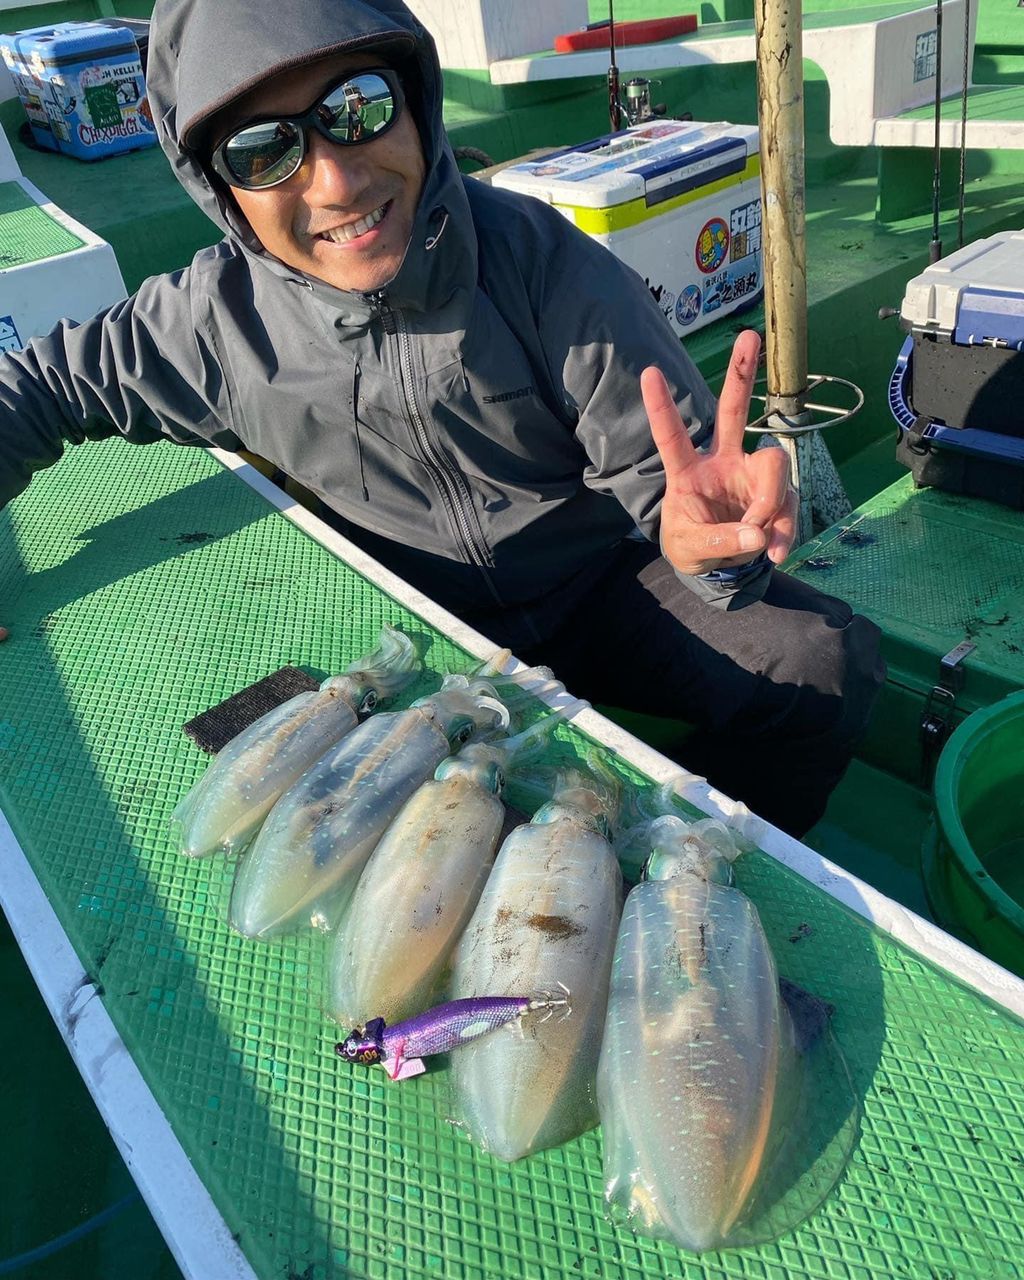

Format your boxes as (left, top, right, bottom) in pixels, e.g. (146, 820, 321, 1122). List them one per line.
(491, 120, 759, 210)
(1, 22, 141, 66)
(900, 229, 1024, 340)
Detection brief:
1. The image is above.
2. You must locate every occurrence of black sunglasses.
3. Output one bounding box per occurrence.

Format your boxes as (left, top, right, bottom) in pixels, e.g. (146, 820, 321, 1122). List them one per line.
(209, 68, 405, 191)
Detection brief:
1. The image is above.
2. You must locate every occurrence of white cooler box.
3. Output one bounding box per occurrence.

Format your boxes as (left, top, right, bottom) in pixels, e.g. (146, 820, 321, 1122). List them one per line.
(492, 119, 762, 337)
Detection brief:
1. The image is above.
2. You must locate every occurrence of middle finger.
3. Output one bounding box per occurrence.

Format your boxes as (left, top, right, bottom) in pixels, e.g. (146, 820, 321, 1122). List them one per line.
(740, 445, 790, 527)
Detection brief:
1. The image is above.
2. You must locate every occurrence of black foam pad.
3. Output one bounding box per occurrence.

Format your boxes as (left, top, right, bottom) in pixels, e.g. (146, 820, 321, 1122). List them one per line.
(183, 666, 320, 754)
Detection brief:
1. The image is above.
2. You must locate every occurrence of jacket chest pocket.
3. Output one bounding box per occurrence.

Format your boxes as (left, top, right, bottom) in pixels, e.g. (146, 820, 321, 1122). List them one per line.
(427, 359, 585, 505)
(234, 366, 428, 499)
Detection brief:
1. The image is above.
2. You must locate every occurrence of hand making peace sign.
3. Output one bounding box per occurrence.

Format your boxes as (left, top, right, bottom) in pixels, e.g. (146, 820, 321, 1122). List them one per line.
(643, 329, 798, 578)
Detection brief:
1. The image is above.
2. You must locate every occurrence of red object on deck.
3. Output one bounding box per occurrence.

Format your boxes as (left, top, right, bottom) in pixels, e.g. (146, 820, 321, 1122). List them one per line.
(553, 15, 698, 54)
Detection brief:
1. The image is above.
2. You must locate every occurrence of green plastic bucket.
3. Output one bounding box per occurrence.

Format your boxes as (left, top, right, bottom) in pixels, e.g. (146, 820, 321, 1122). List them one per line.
(923, 691, 1024, 978)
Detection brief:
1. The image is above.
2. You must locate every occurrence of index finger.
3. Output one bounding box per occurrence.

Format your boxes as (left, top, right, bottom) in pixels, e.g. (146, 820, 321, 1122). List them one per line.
(641, 365, 699, 479)
(712, 329, 761, 459)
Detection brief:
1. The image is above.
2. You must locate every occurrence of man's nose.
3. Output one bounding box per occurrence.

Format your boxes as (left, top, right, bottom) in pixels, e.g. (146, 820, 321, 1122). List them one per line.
(301, 129, 372, 203)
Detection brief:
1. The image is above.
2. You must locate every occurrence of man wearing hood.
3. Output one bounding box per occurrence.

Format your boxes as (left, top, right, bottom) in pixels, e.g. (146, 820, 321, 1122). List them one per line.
(0, 0, 883, 836)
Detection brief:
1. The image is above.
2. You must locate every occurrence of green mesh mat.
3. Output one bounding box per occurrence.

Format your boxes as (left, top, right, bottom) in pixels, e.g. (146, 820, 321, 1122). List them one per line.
(2, 440, 1022, 1280)
(0, 178, 85, 266)
(786, 478, 1024, 703)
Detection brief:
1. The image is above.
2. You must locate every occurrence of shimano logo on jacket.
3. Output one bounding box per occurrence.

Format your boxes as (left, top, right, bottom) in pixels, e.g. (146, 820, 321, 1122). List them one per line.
(481, 386, 534, 405)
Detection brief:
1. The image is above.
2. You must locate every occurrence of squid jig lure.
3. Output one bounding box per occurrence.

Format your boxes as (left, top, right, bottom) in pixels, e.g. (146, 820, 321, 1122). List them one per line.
(335, 988, 571, 1082)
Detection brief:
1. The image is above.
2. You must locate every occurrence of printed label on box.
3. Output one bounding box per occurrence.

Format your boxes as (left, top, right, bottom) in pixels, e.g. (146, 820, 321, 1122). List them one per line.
(914, 31, 937, 83)
(0, 316, 24, 353)
(84, 82, 122, 130)
(702, 267, 761, 315)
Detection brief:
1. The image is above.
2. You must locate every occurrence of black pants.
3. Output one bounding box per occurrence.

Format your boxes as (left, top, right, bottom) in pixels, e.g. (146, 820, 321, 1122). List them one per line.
(508, 541, 885, 838)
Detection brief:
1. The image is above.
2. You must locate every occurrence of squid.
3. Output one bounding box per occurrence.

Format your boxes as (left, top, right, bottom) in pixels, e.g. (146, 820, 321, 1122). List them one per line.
(228, 677, 513, 939)
(597, 811, 858, 1251)
(448, 760, 624, 1161)
(325, 705, 578, 1026)
(171, 625, 419, 859)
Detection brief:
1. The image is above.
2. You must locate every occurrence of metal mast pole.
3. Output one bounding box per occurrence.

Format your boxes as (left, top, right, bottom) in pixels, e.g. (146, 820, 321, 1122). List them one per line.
(753, 0, 849, 542)
(755, 0, 807, 409)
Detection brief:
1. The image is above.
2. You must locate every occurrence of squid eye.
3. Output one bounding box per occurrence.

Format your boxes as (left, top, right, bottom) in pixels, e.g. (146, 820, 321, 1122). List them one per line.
(456, 724, 473, 744)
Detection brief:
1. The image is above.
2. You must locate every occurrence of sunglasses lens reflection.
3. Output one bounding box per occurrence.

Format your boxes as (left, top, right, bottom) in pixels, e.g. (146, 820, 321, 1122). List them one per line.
(220, 72, 399, 189)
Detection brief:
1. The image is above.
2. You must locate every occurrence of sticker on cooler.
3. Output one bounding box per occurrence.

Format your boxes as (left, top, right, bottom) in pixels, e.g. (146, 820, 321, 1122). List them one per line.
(77, 60, 154, 148)
(702, 268, 761, 315)
(675, 285, 703, 327)
(729, 199, 762, 261)
(696, 218, 729, 274)
(643, 276, 676, 320)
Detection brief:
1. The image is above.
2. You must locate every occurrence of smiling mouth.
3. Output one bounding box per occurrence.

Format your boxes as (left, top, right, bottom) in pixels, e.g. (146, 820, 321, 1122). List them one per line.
(319, 200, 392, 245)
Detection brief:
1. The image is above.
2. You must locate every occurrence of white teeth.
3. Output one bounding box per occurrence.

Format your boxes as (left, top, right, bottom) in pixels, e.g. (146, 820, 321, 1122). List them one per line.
(322, 204, 387, 244)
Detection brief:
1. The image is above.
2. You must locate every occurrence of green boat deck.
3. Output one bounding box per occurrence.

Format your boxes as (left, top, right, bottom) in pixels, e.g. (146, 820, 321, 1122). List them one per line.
(2, 438, 1022, 1279)
(790, 479, 1024, 951)
(1, 1, 1023, 1272)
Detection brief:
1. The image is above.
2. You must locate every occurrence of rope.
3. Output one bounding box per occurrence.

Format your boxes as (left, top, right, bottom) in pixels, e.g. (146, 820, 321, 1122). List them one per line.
(452, 146, 495, 171)
(0, 1194, 140, 1275)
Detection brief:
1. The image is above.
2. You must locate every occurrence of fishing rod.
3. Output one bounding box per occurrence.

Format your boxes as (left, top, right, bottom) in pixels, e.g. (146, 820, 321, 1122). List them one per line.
(607, 1, 622, 131)
(929, 0, 973, 263)
(604, 1, 666, 131)
(930, 0, 944, 262)
(956, 0, 971, 250)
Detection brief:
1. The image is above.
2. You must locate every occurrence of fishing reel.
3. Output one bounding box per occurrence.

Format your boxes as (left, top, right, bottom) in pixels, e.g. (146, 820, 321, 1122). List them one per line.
(609, 76, 668, 130)
(622, 77, 666, 127)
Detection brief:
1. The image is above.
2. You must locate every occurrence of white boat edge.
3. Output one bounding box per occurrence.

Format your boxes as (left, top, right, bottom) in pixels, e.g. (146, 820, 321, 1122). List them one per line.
(0, 807, 257, 1280)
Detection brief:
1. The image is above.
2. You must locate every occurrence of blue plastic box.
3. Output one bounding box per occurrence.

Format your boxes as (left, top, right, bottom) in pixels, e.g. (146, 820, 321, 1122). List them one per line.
(0, 22, 157, 161)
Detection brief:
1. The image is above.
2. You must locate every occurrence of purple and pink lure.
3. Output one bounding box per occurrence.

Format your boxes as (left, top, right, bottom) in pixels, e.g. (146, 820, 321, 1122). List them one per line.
(335, 990, 570, 1081)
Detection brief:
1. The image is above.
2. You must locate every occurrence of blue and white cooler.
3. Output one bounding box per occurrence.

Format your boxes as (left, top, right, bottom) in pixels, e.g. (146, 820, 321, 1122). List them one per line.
(891, 230, 1024, 508)
(0, 21, 156, 161)
(491, 119, 763, 338)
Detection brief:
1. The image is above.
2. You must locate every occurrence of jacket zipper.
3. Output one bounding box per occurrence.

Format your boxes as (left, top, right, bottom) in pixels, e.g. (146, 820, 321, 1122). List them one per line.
(366, 290, 493, 569)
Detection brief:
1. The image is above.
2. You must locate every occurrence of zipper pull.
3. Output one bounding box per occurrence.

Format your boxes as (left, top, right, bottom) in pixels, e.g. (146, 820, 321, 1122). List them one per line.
(367, 289, 398, 335)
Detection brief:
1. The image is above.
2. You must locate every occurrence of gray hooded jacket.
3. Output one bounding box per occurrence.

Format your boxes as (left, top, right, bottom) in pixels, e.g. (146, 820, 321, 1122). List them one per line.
(0, 0, 762, 645)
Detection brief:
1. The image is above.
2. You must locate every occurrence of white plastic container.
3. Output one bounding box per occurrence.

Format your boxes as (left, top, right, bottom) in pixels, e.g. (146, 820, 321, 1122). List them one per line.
(493, 119, 762, 337)
(900, 230, 1024, 340)
(899, 229, 1024, 437)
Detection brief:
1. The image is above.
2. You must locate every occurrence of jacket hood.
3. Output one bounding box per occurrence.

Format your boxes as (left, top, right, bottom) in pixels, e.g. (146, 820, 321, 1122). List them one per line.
(147, 0, 476, 321)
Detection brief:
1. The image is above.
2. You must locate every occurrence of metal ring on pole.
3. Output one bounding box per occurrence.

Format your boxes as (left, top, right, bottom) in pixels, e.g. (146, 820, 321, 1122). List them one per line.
(743, 373, 865, 437)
